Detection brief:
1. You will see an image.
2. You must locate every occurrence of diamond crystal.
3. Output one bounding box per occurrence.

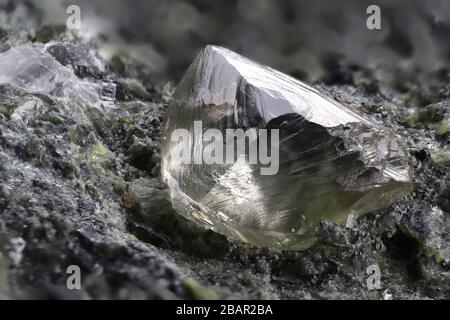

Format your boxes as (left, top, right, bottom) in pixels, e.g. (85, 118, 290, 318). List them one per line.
(161, 46, 412, 250)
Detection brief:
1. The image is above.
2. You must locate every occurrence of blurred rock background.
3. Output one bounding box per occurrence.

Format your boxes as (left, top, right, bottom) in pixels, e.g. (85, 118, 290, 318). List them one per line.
(3, 0, 450, 84)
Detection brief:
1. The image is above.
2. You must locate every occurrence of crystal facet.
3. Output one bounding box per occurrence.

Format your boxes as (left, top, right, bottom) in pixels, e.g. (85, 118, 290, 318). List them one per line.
(162, 46, 412, 250)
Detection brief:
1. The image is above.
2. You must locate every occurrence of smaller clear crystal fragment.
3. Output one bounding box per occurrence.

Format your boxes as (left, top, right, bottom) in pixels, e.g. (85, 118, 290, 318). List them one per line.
(0, 44, 112, 106)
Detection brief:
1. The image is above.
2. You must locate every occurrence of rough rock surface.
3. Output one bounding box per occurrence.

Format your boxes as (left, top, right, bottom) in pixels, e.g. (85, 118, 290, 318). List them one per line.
(0, 0, 448, 299)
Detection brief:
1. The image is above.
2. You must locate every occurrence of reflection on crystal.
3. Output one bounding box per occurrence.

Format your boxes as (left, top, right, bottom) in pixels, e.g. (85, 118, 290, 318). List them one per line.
(162, 46, 412, 250)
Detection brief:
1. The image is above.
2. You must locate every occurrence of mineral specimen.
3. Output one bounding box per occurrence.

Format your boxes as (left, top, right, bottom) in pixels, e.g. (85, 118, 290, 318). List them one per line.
(162, 45, 412, 250)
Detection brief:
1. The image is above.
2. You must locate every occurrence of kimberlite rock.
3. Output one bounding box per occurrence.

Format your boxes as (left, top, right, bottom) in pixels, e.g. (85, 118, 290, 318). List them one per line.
(161, 46, 412, 250)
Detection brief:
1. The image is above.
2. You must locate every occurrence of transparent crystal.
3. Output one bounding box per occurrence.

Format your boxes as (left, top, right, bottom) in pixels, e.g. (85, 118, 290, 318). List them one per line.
(0, 44, 113, 107)
(162, 46, 412, 250)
